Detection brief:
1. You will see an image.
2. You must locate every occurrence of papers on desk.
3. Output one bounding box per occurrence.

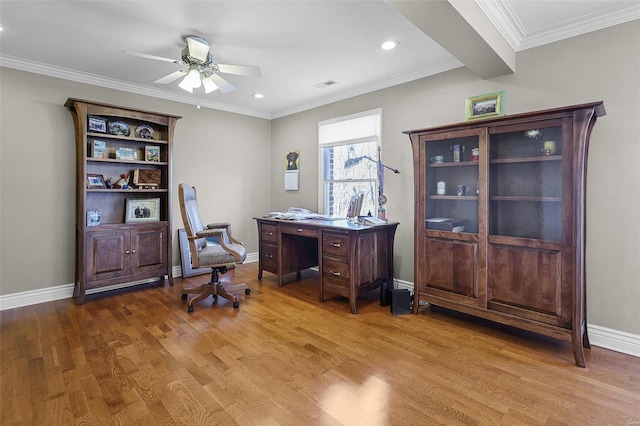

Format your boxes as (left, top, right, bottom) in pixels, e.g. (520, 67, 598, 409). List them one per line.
(264, 207, 343, 221)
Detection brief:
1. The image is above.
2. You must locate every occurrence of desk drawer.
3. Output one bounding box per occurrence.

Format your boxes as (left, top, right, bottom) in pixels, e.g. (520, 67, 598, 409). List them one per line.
(260, 224, 278, 243)
(322, 233, 350, 258)
(281, 224, 318, 238)
(322, 256, 350, 289)
(260, 243, 278, 272)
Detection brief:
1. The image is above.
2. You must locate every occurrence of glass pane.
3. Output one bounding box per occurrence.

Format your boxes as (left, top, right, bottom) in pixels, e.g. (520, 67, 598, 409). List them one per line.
(424, 135, 479, 234)
(322, 141, 378, 180)
(325, 181, 376, 217)
(489, 125, 563, 241)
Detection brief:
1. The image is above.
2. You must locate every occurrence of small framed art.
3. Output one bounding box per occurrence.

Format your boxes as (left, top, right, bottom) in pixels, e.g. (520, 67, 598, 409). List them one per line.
(145, 145, 160, 162)
(86, 210, 101, 227)
(88, 116, 107, 133)
(86, 174, 107, 189)
(465, 91, 505, 121)
(125, 198, 160, 223)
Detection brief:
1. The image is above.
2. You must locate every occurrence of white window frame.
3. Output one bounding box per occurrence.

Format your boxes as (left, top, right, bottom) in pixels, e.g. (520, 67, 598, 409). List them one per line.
(318, 108, 382, 216)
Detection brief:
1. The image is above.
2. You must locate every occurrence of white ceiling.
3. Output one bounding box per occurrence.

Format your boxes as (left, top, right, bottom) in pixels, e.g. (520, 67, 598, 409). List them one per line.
(1, 1, 638, 119)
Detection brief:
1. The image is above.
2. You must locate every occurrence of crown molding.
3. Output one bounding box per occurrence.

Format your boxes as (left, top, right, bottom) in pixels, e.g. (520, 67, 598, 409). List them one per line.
(477, 0, 640, 51)
(0, 55, 272, 119)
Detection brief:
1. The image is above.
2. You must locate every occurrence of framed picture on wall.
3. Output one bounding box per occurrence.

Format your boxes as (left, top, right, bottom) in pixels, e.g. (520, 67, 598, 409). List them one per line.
(465, 91, 505, 121)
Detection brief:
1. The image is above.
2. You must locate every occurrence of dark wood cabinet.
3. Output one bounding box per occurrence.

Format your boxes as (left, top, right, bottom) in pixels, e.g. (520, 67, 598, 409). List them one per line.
(405, 102, 605, 366)
(66, 99, 180, 303)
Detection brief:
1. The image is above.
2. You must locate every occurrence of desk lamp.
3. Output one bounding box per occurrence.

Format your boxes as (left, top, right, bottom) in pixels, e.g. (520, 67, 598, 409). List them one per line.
(344, 146, 399, 219)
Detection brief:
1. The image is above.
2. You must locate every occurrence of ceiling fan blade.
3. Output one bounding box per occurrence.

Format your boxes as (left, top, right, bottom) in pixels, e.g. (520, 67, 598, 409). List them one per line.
(216, 63, 262, 78)
(186, 37, 210, 63)
(154, 69, 187, 84)
(122, 50, 183, 64)
(209, 74, 236, 93)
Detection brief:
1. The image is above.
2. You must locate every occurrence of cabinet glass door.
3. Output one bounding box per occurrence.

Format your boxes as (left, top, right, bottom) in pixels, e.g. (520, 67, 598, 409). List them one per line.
(425, 135, 479, 234)
(488, 122, 564, 241)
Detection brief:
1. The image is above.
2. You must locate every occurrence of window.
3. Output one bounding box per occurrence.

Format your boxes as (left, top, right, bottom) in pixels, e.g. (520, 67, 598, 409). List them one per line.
(318, 109, 381, 217)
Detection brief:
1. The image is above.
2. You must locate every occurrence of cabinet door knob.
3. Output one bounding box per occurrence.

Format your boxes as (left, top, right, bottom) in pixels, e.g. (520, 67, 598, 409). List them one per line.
(330, 242, 341, 248)
(132, 250, 136, 253)
(330, 270, 341, 276)
(125, 250, 130, 254)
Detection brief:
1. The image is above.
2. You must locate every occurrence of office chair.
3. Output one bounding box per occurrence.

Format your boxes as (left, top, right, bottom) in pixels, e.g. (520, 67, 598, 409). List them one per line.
(178, 183, 250, 313)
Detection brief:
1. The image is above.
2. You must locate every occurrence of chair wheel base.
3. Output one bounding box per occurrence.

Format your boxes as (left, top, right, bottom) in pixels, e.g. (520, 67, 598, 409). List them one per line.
(188, 305, 194, 313)
(245, 288, 251, 295)
(181, 294, 188, 300)
(233, 301, 240, 308)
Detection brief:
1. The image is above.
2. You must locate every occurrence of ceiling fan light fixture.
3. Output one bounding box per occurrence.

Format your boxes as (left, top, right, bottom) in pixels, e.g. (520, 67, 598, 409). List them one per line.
(202, 76, 219, 93)
(179, 67, 202, 92)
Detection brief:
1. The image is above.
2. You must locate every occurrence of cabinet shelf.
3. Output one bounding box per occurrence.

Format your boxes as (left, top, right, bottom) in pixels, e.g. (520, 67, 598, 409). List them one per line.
(87, 188, 168, 193)
(87, 158, 168, 166)
(428, 161, 479, 168)
(490, 196, 561, 202)
(428, 195, 478, 200)
(490, 155, 561, 164)
(87, 131, 169, 144)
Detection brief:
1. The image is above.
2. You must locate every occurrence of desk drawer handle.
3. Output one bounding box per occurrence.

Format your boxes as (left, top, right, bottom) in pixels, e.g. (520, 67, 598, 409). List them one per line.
(266, 254, 274, 259)
(265, 231, 273, 236)
(295, 228, 303, 232)
(330, 270, 341, 276)
(329, 242, 341, 248)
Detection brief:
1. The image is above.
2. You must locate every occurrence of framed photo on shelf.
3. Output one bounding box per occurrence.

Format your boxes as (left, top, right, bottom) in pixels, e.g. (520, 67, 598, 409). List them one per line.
(125, 198, 160, 223)
(465, 91, 505, 121)
(88, 116, 107, 133)
(90, 140, 107, 159)
(145, 145, 160, 162)
(86, 174, 107, 189)
(115, 147, 136, 160)
(86, 210, 101, 227)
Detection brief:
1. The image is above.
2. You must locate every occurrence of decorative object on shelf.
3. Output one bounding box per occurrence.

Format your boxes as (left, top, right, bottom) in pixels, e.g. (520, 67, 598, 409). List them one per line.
(430, 155, 444, 163)
(145, 145, 160, 162)
(135, 124, 154, 139)
(88, 116, 107, 133)
(86, 210, 101, 227)
(113, 173, 130, 189)
(115, 147, 136, 160)
(90, 140, 107, 158)
(125, 198, 160, 223)
(133, 168, 161, 188)
(524, 128, 543, 141)
(86, 174, 106, 189)
(465, 91, 505, 121)
(452, 144, 464, 162)
(436, 181, 446, 195)
(471, 147, 480, 161)
(542, 140, 557, 156)
(108, 121, 131, 136)
(456, 184, 468, 196)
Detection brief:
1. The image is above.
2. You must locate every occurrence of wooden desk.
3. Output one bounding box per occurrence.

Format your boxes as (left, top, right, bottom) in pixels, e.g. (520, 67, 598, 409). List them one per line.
(255, 217, 398, 313)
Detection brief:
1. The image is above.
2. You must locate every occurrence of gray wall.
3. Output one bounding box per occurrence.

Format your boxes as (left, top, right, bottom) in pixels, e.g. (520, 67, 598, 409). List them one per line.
(0, 20, 638, 336)
(0, 68, 271, 296)
(271, 21, 640, 335)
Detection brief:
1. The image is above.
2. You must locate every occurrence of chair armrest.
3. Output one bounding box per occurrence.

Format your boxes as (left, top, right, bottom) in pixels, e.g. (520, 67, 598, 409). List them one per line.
(195, 228, 244, 263)
(206, 222, 244, 246)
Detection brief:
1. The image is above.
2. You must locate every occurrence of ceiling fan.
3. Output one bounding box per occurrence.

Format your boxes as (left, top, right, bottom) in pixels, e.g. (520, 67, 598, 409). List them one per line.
(123, 36, 261, 94)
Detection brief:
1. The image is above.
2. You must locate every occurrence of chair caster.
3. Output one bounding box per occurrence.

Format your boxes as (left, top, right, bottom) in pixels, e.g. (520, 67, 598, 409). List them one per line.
(188, 305, 194, 313)
(245, 288, 251, 295)
(233, 301, 240, 309)
(181, 294, 188, 300)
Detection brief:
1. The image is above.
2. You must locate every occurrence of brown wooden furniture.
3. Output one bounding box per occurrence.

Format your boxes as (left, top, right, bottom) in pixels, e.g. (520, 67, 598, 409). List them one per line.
(405, 101, 605, 367)
(66, 98, 180, 304)
(178, 183, 250, 312)
(256, 217, 398, 313)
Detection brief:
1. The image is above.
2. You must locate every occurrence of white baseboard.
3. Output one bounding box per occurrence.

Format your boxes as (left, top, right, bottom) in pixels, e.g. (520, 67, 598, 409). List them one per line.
(1, 264, 637, 359)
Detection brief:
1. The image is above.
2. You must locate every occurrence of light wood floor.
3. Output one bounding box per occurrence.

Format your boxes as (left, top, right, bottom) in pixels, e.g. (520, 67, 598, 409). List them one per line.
(1, 263, 639, 425)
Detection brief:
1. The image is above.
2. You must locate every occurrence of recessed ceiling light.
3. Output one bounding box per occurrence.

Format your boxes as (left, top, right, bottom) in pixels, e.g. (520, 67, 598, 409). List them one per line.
(253, 93, 264, 99)
(381, 40, 398, 50)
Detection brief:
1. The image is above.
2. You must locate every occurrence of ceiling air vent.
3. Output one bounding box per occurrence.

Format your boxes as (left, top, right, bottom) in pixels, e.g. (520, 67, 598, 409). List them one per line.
(313, 80, 338, 89)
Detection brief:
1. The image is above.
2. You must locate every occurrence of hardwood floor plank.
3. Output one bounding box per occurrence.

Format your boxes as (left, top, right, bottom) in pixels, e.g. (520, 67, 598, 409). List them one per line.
(1, 263, 639, 425)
